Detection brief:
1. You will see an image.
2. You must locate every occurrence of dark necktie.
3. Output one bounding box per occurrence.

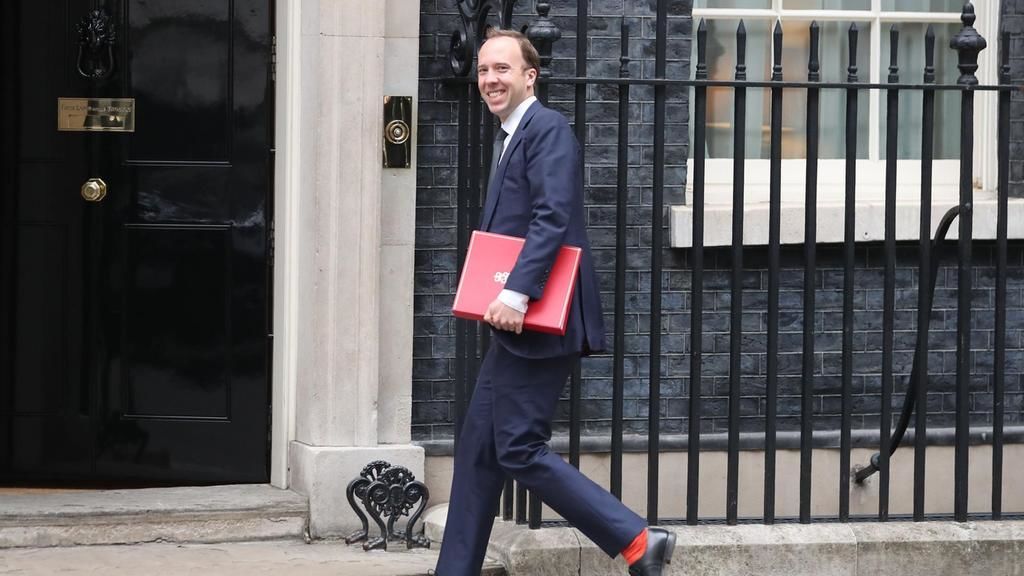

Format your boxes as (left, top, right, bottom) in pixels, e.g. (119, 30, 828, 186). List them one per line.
(488, 128, 508, 194)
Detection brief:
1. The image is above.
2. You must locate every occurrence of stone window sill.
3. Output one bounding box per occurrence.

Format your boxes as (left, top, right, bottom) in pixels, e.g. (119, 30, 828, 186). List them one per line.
(669, 190, 1024, 248)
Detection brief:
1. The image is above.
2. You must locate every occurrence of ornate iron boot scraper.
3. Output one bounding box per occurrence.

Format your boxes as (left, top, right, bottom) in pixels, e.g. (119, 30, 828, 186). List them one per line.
(344, 460, 431, 551)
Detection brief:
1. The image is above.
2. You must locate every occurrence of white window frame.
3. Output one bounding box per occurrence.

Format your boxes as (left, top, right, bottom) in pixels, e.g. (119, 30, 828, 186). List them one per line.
(671, 0, 1013, 248)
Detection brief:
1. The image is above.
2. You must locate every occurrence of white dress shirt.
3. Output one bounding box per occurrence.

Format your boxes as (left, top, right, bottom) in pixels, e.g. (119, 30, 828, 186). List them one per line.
(495, 96, 538, 315)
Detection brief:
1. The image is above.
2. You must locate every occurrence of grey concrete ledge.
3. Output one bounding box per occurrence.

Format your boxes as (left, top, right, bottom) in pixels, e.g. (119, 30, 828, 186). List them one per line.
(426, 504, 1024, 576)
(0, 484, 308, 548)
(417, 426, 1024, 457)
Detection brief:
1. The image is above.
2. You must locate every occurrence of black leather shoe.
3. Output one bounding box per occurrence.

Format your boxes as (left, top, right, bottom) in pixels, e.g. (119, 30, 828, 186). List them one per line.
(627, 527, 677, 576)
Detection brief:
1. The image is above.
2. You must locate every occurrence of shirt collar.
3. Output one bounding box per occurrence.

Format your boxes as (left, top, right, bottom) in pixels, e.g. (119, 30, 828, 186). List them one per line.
(500, 95, 537, 140)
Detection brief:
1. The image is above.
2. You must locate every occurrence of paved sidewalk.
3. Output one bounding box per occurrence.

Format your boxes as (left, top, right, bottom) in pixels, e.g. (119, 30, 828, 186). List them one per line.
(0, 540, 503, 576)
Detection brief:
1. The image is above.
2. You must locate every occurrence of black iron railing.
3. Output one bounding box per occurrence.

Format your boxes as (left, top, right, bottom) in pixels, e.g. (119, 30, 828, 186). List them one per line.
(440, 0, 1017, 528)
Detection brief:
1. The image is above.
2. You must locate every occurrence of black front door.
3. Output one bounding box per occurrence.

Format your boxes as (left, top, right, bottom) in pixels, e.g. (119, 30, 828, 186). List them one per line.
(0, 1, 273, 484)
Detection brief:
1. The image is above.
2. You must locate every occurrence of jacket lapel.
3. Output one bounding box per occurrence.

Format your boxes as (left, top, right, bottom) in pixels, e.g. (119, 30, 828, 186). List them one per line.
(481, 100, 541, 231)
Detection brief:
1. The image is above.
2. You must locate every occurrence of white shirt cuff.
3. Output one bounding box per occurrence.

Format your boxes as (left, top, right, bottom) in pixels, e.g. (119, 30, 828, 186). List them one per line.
(498, 289, 529, 314)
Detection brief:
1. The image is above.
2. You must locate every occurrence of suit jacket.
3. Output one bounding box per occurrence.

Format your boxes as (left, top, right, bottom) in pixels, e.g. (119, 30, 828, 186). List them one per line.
(481, 100, 606, 359)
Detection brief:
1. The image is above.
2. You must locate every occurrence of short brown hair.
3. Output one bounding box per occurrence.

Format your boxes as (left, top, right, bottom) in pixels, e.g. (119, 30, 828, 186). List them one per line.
(483, 28, 541, 73)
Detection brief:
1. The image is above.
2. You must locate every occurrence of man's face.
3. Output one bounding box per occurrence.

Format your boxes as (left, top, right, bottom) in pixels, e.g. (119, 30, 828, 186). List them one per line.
(477, 36, 537, 122)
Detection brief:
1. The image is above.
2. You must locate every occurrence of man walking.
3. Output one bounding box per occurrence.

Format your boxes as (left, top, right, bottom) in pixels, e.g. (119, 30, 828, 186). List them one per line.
(433, 29, 676, 576)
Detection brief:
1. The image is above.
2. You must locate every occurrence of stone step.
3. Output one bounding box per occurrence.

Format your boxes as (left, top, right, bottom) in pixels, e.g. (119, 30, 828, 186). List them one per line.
(0, 484, 308, 548)
(0, 540, 506, 575)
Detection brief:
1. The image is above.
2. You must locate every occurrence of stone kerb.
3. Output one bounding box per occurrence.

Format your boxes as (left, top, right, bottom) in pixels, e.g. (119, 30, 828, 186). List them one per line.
(424, 503, 1024, 576)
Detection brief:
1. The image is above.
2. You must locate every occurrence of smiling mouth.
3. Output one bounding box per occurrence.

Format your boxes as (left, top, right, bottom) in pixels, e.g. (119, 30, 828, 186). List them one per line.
(487, 90, 506, 99)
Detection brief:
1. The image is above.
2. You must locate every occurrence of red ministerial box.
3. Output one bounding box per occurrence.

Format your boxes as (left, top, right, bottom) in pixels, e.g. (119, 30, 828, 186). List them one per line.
(452, 231, 581, 336)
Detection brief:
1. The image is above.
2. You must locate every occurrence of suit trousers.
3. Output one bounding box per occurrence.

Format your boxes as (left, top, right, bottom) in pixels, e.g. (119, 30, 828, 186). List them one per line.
(435, 340, 646, 576)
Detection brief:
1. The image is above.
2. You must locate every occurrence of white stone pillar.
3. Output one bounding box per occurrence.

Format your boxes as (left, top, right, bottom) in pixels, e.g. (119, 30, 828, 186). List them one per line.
(284, 0, 423, 538)
(378, 0, 420, 446)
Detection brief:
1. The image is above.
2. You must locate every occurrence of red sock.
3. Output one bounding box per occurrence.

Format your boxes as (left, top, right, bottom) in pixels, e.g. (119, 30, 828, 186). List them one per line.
(621, 528, 648, 566)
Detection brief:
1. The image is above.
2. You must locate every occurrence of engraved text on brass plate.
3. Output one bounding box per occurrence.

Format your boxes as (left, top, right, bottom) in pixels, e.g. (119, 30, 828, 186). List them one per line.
(57, 98, 135, 132)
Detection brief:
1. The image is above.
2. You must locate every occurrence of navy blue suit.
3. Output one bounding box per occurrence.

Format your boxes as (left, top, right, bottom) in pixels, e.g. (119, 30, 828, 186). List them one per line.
(436, 101, 646, 575)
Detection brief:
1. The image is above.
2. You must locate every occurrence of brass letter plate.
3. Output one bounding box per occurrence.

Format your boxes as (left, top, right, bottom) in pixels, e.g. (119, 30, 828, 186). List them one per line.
(57, 98, 135, 132)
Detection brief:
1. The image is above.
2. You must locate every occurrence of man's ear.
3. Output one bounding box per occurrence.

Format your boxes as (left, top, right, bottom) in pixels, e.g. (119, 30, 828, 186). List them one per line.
(526, 68, 538, 87)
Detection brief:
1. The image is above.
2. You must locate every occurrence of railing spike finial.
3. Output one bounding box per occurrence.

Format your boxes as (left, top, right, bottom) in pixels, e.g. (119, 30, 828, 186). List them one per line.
(961, 0, 977, 28)
(950, 1, 987, 86)
(696, 18, 708, 80)
(999, 24, 1010, 84)
(620, 21, 631, 78)
(924, 24, 936, 83)
(525, 0, 561, 81)
(847, 23, 859, 83)
(772, 19, 783, 81)
(888, 25, 900, 83)
(808, 21, 820, 83)
(736, 20, 747, 81)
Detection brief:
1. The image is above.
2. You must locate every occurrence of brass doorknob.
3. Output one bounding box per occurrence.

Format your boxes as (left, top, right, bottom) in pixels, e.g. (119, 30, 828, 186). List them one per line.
(81, 178, 107, 202)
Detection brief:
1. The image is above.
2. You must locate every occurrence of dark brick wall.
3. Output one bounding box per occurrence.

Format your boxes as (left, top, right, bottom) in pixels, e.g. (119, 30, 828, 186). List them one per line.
(413, 0, 1024, 443)
(1004, 0, 1024, 196)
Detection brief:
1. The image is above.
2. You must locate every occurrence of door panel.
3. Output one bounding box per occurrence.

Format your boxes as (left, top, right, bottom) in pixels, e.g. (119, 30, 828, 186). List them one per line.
(127, 2, 233, 163)
(1, 0, 93, 481)
(17, 3, 70, 162)
(1, 0, 272, 485)
(14, 224, 70, 414)
(132, 167, 232, 223)
(121, 225, 231, 420)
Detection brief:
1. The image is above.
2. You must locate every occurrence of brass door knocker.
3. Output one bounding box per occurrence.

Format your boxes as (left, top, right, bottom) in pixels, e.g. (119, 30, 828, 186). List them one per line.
(76, 9, 116, 80)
